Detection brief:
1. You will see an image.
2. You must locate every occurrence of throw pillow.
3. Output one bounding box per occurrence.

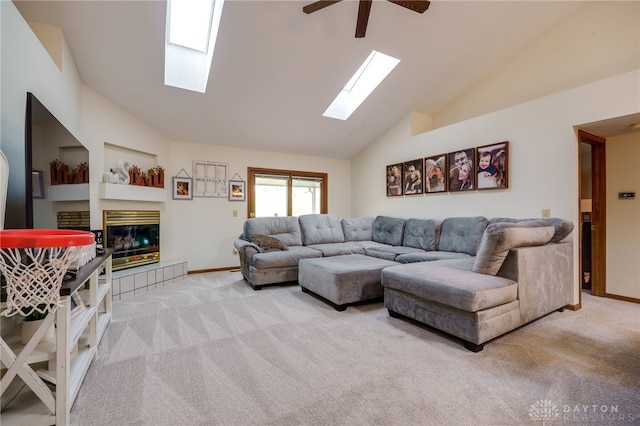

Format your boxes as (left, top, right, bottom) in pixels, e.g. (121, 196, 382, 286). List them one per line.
(473, 220, 555, 276)
(251, 234, 288, 251)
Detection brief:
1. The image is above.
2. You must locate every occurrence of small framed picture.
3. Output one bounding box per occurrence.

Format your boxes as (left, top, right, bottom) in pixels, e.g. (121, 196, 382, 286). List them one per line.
(172, 177, 193, 200)
(386, 163, 403, 196)
(229, 180, 246, 201)
(476, 141, 509, 190)
(403, 159, 423, 195)
(448, 148, 475, 192)
(423, 154, 447, 193)
(32, 170, 45, 199)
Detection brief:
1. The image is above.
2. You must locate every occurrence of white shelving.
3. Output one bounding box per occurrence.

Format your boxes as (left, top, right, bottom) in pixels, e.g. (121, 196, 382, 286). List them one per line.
(0, 251, 113, 426)
(55, 252, 113, 425)
(47, 183, 90, 201)
(98, 182, 166, 202)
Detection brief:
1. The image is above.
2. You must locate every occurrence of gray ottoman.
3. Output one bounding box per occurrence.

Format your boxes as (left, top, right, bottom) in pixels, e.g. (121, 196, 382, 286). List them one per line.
(298, 254, 399, 311)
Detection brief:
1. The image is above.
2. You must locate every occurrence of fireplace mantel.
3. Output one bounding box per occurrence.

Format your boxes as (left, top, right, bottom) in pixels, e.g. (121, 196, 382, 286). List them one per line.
(98, 182, 166, 202)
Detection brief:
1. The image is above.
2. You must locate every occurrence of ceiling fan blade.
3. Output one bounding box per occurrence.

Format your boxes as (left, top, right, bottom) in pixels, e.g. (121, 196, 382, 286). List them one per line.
(303, 0, 342, 14)
(387, 0, 430, 14)
(355, 0, 372, 38)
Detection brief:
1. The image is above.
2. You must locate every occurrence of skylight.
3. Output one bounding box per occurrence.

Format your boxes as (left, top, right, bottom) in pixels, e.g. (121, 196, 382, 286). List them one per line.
(168, 0, 214, 52)
(323, 50, 400, 120)
(164, 0, 225, 93)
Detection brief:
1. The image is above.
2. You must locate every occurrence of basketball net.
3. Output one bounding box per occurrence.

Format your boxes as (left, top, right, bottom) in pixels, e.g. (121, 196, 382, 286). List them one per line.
(0, 246, 79, 317)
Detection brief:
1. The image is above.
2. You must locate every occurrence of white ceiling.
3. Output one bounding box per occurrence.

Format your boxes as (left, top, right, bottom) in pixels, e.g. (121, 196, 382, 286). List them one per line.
(15, 0, 597, 159)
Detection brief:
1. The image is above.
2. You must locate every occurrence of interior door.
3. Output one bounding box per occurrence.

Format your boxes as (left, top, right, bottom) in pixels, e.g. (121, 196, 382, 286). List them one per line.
(578, 130, 606, 298)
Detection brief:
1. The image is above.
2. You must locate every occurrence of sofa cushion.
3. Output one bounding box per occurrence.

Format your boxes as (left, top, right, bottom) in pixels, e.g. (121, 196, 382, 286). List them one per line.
(244, 216, 303, 247)
(489, 217, 574, 243)
(306, 242, 366, 257)
(341, 217, 375, 241)
(395, 251, 471, 263)
(427, 257, 476, 271)
(365, 246, 425, 261)
(402, 218, 439, 250)
(372, 216, 406, 246)
(251, 234, 288, 251)
(381, 262, 517, 312)
(299, 214, 345, 245)
(437, 216, 488, 256)
(473, 220, 555, 275)
(251, 246, 322, 269)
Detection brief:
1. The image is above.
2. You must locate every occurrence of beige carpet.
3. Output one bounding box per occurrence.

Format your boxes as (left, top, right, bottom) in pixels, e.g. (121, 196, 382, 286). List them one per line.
(71, 271, 640, 425)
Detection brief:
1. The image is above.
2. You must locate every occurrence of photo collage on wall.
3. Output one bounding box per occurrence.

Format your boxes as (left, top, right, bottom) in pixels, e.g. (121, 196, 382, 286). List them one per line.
(386, 141, 509, 196)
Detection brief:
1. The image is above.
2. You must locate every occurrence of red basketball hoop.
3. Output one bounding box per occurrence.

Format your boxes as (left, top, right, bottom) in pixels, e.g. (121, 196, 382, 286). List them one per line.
(0, 229, 94, 249)
(0, 229, 94, 317)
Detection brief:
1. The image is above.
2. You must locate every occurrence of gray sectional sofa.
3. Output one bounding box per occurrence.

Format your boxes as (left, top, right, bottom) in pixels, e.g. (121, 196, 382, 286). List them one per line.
(234, 214, 573, 351)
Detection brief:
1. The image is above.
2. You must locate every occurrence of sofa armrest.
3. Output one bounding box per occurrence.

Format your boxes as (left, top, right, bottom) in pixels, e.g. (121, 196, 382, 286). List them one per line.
(497, 242, 572, 324)
(234, 239, 261, 281)
(235, 238, 261, 255)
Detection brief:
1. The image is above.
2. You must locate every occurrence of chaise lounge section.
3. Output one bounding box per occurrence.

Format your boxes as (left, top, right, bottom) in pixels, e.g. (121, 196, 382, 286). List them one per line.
(382, 220, 573, 351)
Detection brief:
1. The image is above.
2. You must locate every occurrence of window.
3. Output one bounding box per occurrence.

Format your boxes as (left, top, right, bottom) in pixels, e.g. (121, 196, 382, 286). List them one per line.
(247, 168, 328, 218)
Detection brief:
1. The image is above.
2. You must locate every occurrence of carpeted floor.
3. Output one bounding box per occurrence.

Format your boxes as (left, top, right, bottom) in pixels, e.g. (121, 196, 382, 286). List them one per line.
(71, 271, 640, 425)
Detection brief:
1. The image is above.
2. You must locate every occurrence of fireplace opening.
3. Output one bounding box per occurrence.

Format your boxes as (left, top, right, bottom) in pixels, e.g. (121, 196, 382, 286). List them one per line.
(103, 210, 159, 271)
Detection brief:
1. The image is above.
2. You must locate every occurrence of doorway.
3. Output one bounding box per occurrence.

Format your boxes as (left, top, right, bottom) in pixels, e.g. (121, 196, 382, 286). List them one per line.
(578, 130, 606, 300)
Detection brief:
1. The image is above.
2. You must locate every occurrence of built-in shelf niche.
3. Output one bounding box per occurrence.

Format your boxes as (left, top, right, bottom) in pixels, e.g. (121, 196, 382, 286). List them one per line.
(104, 142, 158, 177)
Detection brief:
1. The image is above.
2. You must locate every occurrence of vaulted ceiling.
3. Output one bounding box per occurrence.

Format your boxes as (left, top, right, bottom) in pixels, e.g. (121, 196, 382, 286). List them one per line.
(15, 1, 590, 159)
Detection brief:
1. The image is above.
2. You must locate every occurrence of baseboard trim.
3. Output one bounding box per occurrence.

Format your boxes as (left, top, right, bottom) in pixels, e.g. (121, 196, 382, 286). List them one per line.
(188, 266, 241, 275)
(603, 293, 640, 304)
(565, 303, 581, 311)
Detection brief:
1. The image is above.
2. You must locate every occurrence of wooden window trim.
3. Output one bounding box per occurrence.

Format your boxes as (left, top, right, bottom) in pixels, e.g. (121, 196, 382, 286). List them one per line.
(247, 167, 328, 218)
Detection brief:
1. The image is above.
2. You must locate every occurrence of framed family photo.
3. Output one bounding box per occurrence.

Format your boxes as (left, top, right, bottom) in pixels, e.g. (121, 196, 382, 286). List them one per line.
(172, 176, 193, 200)
(476, 141, 509, 190)
(423, 154, 447, 193)
(386, 163, 403, 196)
(448, 148, 475, 192)
(229, 180, 246, 201)
(403, 159, 423, 195)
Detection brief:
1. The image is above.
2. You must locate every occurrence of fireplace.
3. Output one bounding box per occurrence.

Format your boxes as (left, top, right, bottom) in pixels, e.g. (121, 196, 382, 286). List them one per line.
(103, 210, 160, 271)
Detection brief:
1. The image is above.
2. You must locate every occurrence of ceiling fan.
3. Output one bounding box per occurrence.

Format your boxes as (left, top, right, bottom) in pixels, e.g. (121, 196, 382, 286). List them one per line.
(303, 0, 430, 38)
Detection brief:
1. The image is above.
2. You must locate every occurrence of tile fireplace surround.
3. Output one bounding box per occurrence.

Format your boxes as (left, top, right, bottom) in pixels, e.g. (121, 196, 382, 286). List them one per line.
(111, 259, 188, 301)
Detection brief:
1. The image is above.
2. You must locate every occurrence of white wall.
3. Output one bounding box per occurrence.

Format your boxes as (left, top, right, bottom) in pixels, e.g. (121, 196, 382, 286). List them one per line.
(434, 1, 640, 129)
(168, 140, 351, 271)
(351, 70, 640, 305)
(606, 133, 640, 299)
(1, 1, 83, 228)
